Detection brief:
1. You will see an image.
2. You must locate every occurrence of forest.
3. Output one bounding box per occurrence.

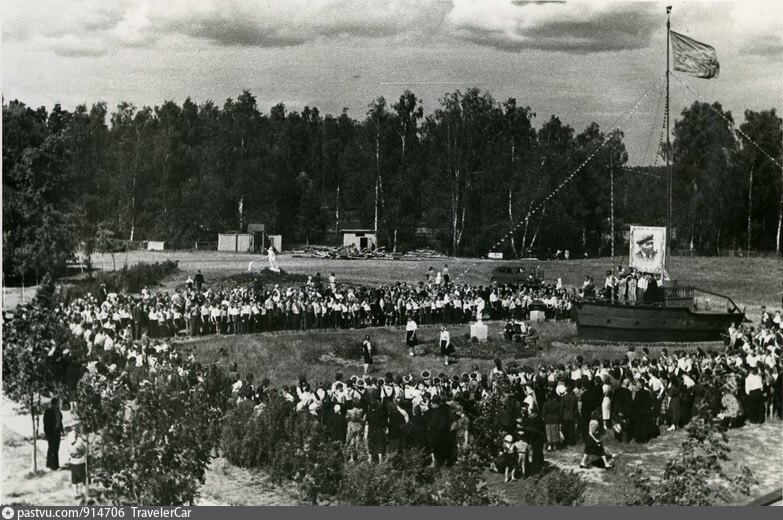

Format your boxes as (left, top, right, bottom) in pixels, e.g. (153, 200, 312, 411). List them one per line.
(3, 88, 781, 280)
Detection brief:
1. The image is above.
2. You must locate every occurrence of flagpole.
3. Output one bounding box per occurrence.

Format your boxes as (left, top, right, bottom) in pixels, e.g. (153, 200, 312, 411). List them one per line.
(665, 5, 672, 279)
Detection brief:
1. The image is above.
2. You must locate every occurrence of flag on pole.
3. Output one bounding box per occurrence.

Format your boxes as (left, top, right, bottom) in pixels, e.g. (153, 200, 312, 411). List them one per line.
(670, 30, 720, 79)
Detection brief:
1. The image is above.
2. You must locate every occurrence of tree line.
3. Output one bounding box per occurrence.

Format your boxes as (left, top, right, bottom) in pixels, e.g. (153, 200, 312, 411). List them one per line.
(3, 89, 781, 280)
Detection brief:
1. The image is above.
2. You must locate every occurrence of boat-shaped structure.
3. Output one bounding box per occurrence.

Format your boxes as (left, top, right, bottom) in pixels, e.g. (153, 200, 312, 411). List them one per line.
(572, 286, 745, 342)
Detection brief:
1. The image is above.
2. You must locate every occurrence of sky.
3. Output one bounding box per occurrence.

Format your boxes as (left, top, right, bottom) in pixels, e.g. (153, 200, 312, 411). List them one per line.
(2, 0, 782, 166)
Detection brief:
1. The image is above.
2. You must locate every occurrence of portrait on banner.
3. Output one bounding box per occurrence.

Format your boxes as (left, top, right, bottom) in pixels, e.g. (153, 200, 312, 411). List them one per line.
(629, 226, 666, 274)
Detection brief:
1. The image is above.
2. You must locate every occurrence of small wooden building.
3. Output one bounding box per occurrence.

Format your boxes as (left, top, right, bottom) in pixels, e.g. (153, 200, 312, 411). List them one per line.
(342, 229, 377, 250)
(248, 223, 266, 251)
(268, 234, 282, 253)
(218, 232, 257, 253)
(146, 241, 166, 251)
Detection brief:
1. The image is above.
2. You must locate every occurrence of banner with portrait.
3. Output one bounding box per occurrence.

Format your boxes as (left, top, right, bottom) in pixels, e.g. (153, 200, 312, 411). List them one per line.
(629, 225, 666, 274)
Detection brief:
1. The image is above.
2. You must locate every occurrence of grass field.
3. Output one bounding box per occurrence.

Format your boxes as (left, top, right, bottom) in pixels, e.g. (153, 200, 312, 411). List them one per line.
(181, 320, 724, 386)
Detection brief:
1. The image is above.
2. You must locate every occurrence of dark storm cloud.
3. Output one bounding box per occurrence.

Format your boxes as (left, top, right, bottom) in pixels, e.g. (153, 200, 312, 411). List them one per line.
(447, 0, 659, 53)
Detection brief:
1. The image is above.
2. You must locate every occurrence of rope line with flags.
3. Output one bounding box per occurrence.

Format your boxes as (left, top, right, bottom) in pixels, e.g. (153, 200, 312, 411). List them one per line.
(455, 74, 666, 281)
(671, 72, 783, 171)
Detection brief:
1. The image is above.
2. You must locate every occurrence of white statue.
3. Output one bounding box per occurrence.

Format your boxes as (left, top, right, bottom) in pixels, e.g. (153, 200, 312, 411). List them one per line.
(247, 247, 280, 273)
(267, 247, 280, 273)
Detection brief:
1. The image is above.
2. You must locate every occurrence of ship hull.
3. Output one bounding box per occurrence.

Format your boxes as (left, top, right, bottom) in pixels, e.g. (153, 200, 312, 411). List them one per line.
(572, 300, 741, 342)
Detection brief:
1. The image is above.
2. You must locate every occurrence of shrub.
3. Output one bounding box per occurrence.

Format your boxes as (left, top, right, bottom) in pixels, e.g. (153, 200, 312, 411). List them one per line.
(60, 260, 179, 303)
(470, 389, 507, 463)
(338, 450, 506, 506)
(434, 451, 508, 505)
(628, 417, 757, 505)
(338, 450, 433, 505)
(519, 467, 587, 505)
(78, 364, 215, 505)
(221, 401, 256, 466)
(221, 394, 344, 504)
(267, 410, 344, 503)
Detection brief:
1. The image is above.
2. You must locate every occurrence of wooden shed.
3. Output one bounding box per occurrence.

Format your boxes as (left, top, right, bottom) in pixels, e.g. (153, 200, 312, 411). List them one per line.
(218, 232, 257, 253)
(146, 241, 166, 251)
(247, 223, 266, 251)
(342, 229, 377, 250)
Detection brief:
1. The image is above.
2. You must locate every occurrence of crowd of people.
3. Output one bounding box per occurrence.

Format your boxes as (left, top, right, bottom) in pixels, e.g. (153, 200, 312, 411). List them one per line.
(14, 263, 783, 494)
(579, 265, 667, 303)
(58, 268, 574, 345)
(225, 313, 782, 479)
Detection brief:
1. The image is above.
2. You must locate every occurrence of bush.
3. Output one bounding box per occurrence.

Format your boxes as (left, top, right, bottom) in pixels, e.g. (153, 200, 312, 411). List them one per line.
(222, 397, 503, 505)
(628, 417, 757, 505)
(61, 260, 179, 302)
(470, 389, 508, 463)
(221, 394, 344, 504)
(518, 467, 587, 505)
(338, 450, 433, 505)
(78, 363, 215, 505)
(338, 450, 506, 506)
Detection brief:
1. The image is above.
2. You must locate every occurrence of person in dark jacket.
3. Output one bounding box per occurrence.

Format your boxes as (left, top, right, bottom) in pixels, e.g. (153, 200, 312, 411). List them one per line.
(500, 393, 521, 433)
(518, 406, 545, 474)
(325, 404, 347, 443)
(560, 383, 579, 446)
(132, 302, 145, 340)
(43, 397, 64, 470)
(579, 378, 602, 442)
(387, 398, 410, 455)
(542, 392, 562, 451)
(425, 396, 452, 466)
(611, 379, 633, 443)
(632, 380, 655, 443)
(366, 400, 388, 463)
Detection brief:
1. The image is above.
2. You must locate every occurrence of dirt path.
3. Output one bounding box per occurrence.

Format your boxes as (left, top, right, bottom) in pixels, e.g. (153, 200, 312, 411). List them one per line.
(486, 419, 783, 505)
(1, 400, 301, 506)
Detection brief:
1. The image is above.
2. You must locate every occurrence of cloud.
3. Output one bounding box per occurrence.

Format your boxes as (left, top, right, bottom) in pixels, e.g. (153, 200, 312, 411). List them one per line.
(4, 0, 782, 61)
(50, 35, 109, 57)
(445, 0, 660, 53)
(741, 36, 783, 58)
(729, 1, 783, 58)
(103, 0, 445, 49)
(3, 0, 447, 54)
(2, 0, 130, 42)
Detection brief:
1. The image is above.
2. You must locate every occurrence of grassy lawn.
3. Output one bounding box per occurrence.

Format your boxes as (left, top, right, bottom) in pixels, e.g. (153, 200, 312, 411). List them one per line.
(180, 320, 725, 386)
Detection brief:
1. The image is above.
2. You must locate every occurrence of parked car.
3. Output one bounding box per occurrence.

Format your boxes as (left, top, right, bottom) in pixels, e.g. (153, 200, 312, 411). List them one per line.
(490, 264, 545, 287)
